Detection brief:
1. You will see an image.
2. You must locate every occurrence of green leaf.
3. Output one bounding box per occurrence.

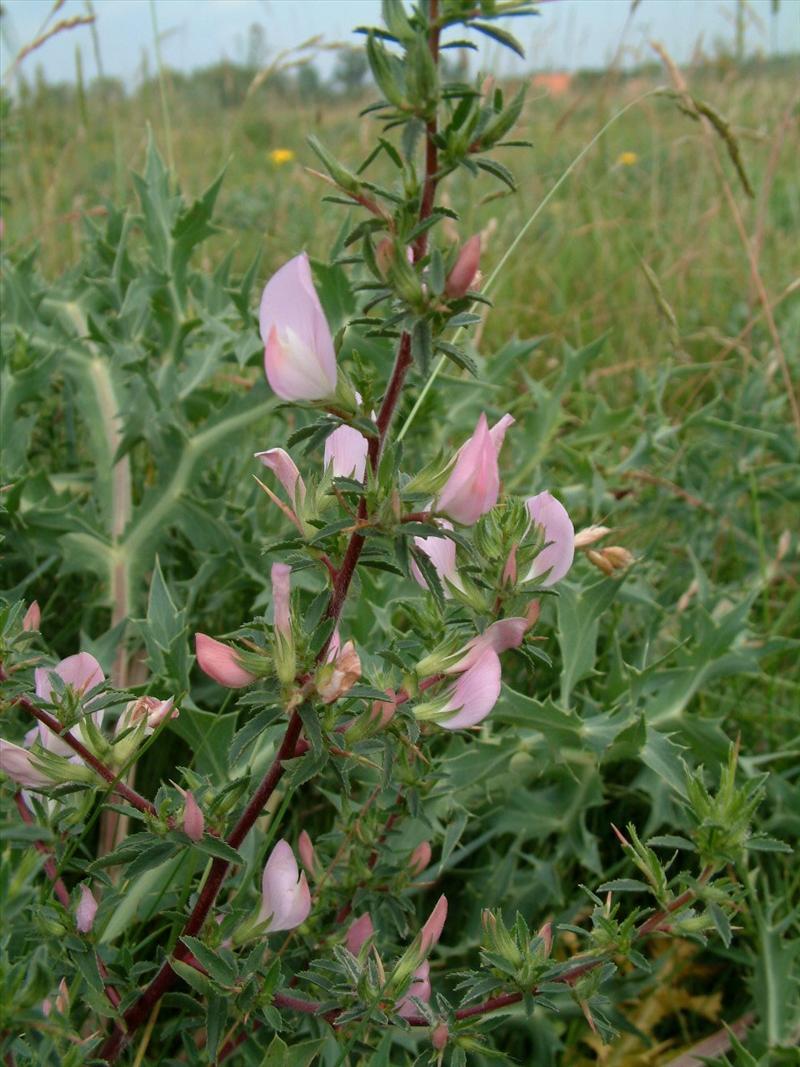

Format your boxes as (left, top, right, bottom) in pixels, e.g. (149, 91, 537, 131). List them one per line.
(260, 1035, 326, 1067)
(181, 936, 237, 987)
(171, 957, 214, 996)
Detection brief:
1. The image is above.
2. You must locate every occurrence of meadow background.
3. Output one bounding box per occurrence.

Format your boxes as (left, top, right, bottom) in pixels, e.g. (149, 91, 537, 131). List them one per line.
(1, 1, 799, 1063)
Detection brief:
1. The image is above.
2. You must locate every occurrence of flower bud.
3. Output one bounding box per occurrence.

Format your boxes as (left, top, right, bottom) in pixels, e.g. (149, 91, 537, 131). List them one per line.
(22, 600, 41, 632)
(370, 691, 397, 729)
(183, 791, 205, 842)
(76, 884, 98, 934)
(419, 895, 448, 955)
(431, 1022, 449, 1050)
(502, 543, 518, 585)
(409, 841, 432, 877)
(346, 913, 375, 956)
(316, 639, 361, 704)
(298, 830, 316, 876)
(55, 978, 69, 1016)
(445, 234, 480, 299)
(195, 634, 257, 688)
(260, 253, 338, 402)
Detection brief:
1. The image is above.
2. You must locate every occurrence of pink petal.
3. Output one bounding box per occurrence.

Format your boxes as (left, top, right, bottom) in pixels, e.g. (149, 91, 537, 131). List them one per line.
(440, 647, 502, 730)
(183, 791, 205, 842)
(446, 618, 527, 674)
(298, 830, 316, 874)
(324, 424, 369, 482)
(22, 601, 41, 632)
(254, 448, 305, 509)
(259, 839, 312, 933)
(195, 634, 256, 688)
(438, 414, 500, 525)
(260, 253, 337, 401)
(346, 913, 375, 955)
(396, 961, 431, 1017)
(35, 652, 104, 702)
(410, 520, 462, 595)
(271, 563, 292, 639)
(445, 234, 481, 299)
(488, 413, 515, 456)
(409, 841, 432, 876)
(419, 895, 448, 954)
(0, 739, 52, 788)
(34, 653, 106, 756)
(76, 884, 98, 934)
(525, 492, 575, 586)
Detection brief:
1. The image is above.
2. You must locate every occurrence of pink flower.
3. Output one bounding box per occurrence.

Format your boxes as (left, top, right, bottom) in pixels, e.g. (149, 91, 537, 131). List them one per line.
(258, 839, 312, 934)
(410, 520, 463, 596)
(419, 894, 448, 955)
(183, 791, 205, 842)
(409, 841, 432, 876)
(317, 639, 361, 704)
(525, 492, 575, 586)
(34, 653, 105, 755)
(195, 634, 256, 688)
(445, 234, 481, 298)
(119, 695, 178, 734)
(22, 601, 41, 632)
(370, 690, 397, 729)
(34, 652, 104, 704)
(0, 739, 53, 788)
(271, 563, 292, 639)
(346, 913, 375, 955)
(260, 253, 337, 401)
(437, 618, 527, 730)
(76, 884, 98, 934)
(437, 413, 514, 525)
(396, 961, 432, 1018)
(254, 448, 306, 532)
(324, 424, 369, 482)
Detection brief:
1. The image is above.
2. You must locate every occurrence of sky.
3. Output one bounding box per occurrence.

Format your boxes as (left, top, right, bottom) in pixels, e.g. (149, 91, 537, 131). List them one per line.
(1, 0, 798, 86)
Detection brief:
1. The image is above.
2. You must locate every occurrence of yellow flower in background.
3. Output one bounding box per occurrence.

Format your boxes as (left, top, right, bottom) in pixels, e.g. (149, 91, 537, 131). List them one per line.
(617, 151, 638, 167)
(269, 148, 295, 166)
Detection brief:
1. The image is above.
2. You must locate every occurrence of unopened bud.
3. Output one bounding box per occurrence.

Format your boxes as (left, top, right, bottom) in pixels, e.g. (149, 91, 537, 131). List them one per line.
(574, 525, 611, 549)
(316, 640, 361, 704)
(22, 601, 41, 632)
(375, 236, 395, 278)
(537, 920, 553, 958)
(409, 841, 432, 877)
(55, 978, 69, 1016)
(445, 235, 480, 299)
(370, 690, 397, 729)
(183, 791, 205, 842)
(76, 884, 98, 934)
(502, 544, 518, 586)
(298, 830, 316, 876)
(525, 599, 541, 630)
(431, 1022, 449, 1050)
(346, 913, 375, 956)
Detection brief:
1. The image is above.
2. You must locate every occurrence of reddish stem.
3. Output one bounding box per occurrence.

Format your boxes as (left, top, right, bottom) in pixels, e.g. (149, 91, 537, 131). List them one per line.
(97, 709, 304, 1062)
(9, 691, 157, 819)
(14, 792, 70, 908)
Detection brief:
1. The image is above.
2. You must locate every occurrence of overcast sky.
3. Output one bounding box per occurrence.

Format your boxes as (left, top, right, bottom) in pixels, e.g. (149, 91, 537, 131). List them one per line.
(2, 0, 797, 85)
